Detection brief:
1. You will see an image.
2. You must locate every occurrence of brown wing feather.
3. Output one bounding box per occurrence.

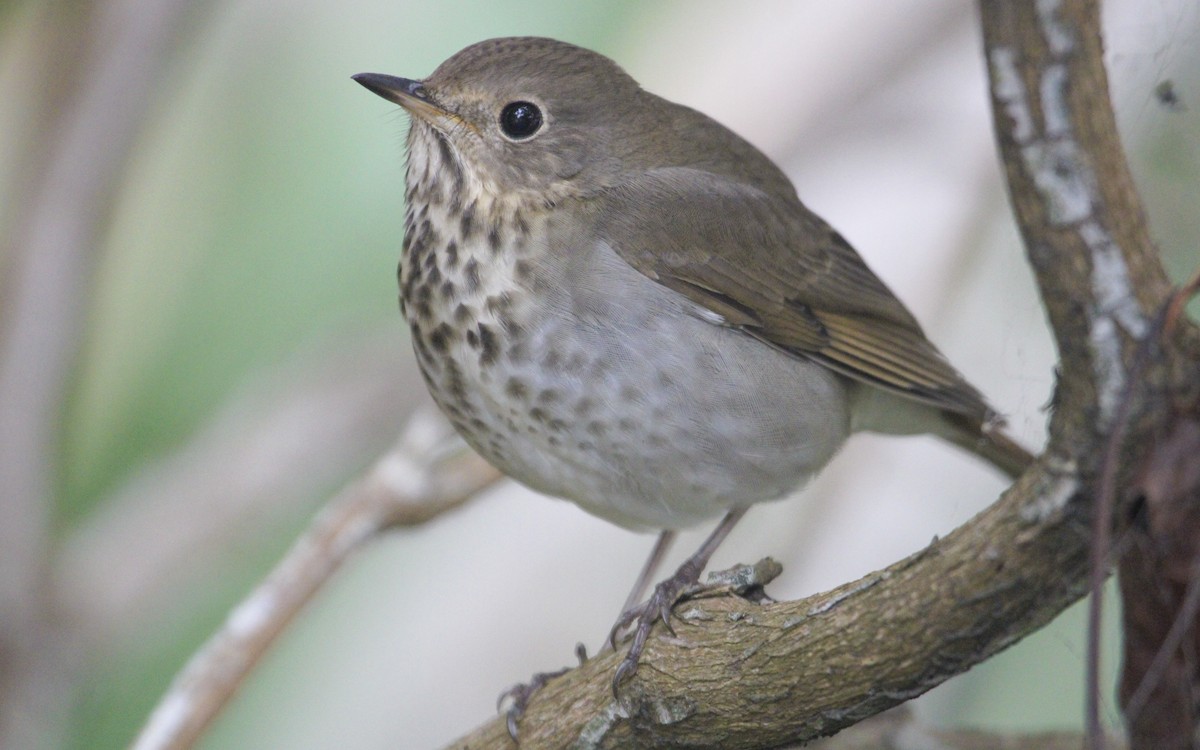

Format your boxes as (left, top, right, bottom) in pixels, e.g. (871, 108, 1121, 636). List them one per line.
(595, 167, 989, 422)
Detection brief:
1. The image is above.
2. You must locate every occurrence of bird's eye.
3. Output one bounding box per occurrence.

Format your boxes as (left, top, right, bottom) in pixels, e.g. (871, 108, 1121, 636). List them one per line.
(499, 101, 543, 140)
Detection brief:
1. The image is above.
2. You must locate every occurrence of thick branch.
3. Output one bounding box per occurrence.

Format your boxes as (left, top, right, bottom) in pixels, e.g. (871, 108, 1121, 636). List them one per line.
(982, 2, 1197, 745)
(127, 0, 1194, 747)
(443, 0, 1184, 747)
(447, 462, 1089, 749)
(980, 0, 1170, 445)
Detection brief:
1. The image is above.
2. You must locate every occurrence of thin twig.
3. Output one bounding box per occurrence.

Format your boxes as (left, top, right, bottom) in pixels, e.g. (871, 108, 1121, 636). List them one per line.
(131, 408, 501, 750)
(1086, 307, 1159, 749)
(58, 331, 411, 647)
(1119, 267, 1200, 727)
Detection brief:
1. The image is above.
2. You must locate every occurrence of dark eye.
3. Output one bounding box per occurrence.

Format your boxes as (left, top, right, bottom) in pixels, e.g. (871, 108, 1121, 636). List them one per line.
(499, 101, 543, 140)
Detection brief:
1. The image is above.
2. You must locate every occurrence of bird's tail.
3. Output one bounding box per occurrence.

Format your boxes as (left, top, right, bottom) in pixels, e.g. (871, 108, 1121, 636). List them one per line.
(942, 415, 1036, 479)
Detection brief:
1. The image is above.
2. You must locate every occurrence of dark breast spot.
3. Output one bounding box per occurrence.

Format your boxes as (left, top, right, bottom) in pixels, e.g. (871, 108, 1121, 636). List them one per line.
(506, 340, 528, 363)
(477, 324, 499, 366)
(504, 377, 529, 401)
(513, 259, 533, 282)
(436, 135, 463, 196)
(460, 201, 477, 239)
(422, 223, 441, 267)
(463, 259, 480, 292)
(428, 322, 455, 353)
(443, 360, 469, 405)
(484, 293, 511, 314)
(411, 327, 433, 365)
(426, 263, 442, 287)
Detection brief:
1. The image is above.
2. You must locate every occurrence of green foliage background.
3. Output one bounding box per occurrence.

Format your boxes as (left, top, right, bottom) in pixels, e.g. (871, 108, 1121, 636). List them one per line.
(1, 0, 1195, 747)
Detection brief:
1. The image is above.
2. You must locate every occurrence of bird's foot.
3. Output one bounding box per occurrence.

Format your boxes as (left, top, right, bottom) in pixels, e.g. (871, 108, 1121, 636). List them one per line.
(607, 557, 706, 696)
(607, 557, 784, 697)
(498, 643, 588, 739)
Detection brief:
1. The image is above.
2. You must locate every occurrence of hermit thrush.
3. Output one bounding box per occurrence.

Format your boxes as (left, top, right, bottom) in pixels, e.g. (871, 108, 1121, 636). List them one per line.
(354, 36, 1030, 723)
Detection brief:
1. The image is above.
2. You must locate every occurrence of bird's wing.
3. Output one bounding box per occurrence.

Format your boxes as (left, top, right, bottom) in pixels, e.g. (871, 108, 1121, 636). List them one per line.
(594, 166, 989, 421)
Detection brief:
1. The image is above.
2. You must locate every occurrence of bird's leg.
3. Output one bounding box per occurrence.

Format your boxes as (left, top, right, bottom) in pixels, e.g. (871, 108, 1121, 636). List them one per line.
(498, 642, 588, 739)
(501, 531, 677, 735)
(620, 529, 677, 618)
(608, 508, 748, 694)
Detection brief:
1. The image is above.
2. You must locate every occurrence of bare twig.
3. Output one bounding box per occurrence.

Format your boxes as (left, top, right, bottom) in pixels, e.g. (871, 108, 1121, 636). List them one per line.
(57, 331, 412, 647)
(131, 406, 502, 750)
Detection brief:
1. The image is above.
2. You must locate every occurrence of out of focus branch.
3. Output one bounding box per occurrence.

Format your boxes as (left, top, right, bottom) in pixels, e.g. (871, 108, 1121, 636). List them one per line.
(57, 331, 412, 646)
(0, 0, 212, 745)
(131, 406, 502, 750)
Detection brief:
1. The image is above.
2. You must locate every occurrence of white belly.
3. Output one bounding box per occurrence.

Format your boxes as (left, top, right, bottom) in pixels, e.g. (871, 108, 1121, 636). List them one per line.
(406, 209, 851, 530)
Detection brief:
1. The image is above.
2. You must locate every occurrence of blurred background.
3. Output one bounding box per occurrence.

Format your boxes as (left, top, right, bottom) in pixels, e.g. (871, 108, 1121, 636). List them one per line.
(1, 0, 1197, 747)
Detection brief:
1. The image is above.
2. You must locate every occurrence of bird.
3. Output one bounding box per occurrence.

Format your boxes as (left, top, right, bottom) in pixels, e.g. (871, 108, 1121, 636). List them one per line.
(353, 35, 1030, 726)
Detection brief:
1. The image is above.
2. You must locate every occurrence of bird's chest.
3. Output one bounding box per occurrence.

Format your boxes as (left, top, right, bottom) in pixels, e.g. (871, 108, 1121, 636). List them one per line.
(398, 192, 849, 531)
(400, 191, 558, 465)
(397, 192, 687, 511)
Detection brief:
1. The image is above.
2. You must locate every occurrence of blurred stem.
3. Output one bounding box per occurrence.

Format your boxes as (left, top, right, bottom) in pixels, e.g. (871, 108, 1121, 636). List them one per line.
(131, 409, 501, 750)
(0, 0, 212, 745)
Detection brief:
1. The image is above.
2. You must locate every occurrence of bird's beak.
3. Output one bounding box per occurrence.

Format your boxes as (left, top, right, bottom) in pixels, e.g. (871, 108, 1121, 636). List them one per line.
(352, 73, 457, 129)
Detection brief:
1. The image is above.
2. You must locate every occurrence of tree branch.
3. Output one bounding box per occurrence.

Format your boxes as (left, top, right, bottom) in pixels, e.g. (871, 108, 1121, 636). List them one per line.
(57, 331, 412, 648)
(437, 0, 1196, 747)
(131, 407, 501, 750)
(129, 0, 1200, 747)
(981, 0, 1170, 441)
(446, 460, 1093, 749)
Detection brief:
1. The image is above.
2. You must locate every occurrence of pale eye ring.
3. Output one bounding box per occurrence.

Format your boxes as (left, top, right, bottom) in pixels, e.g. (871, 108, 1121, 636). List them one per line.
(499, 101, 543, 140)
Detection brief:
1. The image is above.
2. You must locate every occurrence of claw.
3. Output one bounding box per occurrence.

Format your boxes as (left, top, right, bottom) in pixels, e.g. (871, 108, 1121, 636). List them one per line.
(506, 708, 520, 742)
(498, 667, 569, 740)
(497, 644, 589, 738)
(608, 565, 700, 697)
(659, 606, 676, 636)
(497, 681, 536, 739)
(611, 656, 637, 697)
(606, 512, 757, 698)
